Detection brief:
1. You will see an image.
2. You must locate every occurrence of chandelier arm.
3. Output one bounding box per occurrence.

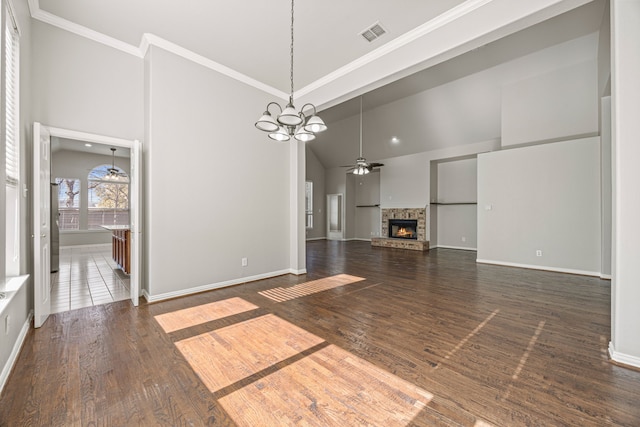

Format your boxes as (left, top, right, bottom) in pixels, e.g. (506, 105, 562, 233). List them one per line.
(265, 101, 283, 115)
(300, 103, 317, 117)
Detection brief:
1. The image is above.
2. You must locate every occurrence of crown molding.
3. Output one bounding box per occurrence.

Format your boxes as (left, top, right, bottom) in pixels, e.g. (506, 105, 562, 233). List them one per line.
(28, 0, 580, 105)
(295, 0, 494, 98)
(140, 34, 288, 100)
(27, 0, 286, 99)
(28, 0, 141, 57)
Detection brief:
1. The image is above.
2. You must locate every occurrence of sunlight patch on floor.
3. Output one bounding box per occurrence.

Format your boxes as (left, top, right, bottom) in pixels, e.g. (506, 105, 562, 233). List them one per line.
(175, 314, 324, 392)
(154, 297, 259, 333)
(441, 309, 500, 365)
(218, 343, 433, 426)
(258, 274, 365, 302)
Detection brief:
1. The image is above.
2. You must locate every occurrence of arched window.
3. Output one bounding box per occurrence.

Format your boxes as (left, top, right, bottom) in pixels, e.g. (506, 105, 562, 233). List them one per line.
(87, 164, 129, 229)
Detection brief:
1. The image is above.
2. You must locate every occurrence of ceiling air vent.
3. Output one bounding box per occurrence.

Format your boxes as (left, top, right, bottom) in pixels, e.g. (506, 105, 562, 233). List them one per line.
(360, 22, 387, 43)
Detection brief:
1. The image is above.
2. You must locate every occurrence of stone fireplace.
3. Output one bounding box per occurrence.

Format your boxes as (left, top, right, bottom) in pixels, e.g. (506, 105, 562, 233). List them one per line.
(371, 208, 429, 251)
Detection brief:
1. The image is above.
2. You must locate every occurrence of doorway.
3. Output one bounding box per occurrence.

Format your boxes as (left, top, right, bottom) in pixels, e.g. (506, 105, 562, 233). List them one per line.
(33, 123, 141, 327)
(326, 193, 344, 240)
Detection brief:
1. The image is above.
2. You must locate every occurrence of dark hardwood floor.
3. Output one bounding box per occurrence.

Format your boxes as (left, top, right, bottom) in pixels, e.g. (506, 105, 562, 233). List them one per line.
(1, 241, 639, 426)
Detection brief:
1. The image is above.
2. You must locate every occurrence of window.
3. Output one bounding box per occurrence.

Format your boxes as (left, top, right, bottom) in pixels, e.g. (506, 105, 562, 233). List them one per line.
(305, 181, 313, 229)
(4, 1, 20, 276)
(87, 165, 129, 229)
(55, 178, 80, 230)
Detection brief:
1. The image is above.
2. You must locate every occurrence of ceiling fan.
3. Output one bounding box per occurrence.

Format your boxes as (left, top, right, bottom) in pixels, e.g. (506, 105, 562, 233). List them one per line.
(105, 147, 128, 181)
(343, 97, 384, 175)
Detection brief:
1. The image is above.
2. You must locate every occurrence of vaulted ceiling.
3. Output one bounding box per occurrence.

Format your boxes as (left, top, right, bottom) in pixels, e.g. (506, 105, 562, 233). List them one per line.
(32, 0, 606, 167)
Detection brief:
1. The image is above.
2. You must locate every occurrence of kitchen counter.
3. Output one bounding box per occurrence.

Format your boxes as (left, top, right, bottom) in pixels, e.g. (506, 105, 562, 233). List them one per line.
(103, 226, 131, 274)
(101, 225, 131, 231)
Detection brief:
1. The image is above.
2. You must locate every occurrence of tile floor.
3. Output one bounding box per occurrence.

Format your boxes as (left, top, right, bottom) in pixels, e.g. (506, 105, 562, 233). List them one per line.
(50, 245, 130, 314)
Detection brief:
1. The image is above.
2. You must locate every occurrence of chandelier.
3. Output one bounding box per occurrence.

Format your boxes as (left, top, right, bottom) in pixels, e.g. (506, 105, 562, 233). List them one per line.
(255, 0, 327, 142)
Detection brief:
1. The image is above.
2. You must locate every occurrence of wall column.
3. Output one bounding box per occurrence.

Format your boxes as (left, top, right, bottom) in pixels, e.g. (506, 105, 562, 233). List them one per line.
(609, 0, 640, 367)
(289, 140, 306, 274)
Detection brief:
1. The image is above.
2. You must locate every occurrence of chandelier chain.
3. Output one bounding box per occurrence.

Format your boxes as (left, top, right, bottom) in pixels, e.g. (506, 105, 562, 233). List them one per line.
(290, 0, 295, 99)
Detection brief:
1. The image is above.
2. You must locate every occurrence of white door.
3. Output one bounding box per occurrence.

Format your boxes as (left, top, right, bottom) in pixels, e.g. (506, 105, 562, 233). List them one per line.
(33, 122, 51, 328)
(129, 140, 142, 306)
(327, 193, 344, 240)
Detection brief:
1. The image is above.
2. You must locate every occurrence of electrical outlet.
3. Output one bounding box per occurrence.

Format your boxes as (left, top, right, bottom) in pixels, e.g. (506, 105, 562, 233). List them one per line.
(4, 315, 10, 335)
(536, 250, 543, 257)
(241, 257, 248, 267)
(461, 236, 466, 242)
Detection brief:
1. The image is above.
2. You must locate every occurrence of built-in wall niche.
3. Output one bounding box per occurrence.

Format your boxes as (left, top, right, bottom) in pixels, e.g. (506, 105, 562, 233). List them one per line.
(353, 169, 381, 240)
(429, 156, 478, 250)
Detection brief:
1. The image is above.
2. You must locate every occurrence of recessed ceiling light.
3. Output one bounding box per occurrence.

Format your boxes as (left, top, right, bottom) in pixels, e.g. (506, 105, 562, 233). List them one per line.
(84, 143, 92, 147)
(391, 136, 400, 144)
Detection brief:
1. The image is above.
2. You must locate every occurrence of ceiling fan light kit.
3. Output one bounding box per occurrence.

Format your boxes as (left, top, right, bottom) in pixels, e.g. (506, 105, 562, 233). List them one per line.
(255, 0, 327, 142)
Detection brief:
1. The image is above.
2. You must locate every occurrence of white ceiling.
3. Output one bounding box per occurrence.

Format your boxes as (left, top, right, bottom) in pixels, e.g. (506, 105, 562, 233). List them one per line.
(33, 0, 606, 167)
(51, 137, 130, 158)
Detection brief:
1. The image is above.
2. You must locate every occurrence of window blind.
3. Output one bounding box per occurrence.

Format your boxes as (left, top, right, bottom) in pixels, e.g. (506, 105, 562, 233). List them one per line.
(5, 7, 19, 187)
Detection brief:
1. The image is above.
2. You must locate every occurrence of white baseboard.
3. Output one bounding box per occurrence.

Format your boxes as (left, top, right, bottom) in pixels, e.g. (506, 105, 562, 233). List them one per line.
(600, 274, 612, 280)
(476, 259, 601, 277)
(609, 342, 640, 369)
(433, 245, 477, 251)
(144, 269, 294, 302)
(0, 310, 33, 395)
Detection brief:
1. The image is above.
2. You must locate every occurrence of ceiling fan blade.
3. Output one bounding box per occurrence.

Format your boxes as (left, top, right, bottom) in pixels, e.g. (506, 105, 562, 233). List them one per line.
(369, 162, 384, 168)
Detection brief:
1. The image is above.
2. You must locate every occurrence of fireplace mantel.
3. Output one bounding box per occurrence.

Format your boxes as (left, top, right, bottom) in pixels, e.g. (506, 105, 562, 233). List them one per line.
(371, 208, 429, 251)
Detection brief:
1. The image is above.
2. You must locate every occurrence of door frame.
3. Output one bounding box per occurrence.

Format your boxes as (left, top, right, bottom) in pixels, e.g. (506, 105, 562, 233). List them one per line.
(37, 125, 142, 312)
(326, 193, 345, 241)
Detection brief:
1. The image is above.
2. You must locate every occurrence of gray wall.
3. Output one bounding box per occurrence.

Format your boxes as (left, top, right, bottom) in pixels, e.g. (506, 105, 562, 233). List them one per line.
(477, 137, 601, 274)
(31, 21, 143, 141)
(501, 60, 598, 146)
(305, 146, 326, 240)
(52, 149, 130, 246)
(144, 45, 292, 298)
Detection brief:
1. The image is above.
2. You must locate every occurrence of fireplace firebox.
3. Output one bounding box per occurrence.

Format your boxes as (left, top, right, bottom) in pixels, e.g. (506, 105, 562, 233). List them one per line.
(388, 219, 418, 240)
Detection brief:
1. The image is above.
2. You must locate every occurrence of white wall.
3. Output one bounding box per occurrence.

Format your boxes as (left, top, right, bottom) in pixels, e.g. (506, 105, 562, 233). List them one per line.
(502, 60, 599, 146)
(305, 146, 326, 240)
(1, 0, 33, 395)
(609, 0, 640, 368)
(52, 149, 130, 246)
(144, 45, 291, 299)
(477, 137, 601, 275)
(31, 21, 143, 141)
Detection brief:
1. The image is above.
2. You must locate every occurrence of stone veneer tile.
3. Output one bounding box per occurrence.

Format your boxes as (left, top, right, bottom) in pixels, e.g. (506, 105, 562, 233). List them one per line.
(380, 208, 427, 242)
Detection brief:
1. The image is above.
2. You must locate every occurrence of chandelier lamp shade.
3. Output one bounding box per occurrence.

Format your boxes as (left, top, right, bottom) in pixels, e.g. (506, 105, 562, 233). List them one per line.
(255, 0, 327, 142)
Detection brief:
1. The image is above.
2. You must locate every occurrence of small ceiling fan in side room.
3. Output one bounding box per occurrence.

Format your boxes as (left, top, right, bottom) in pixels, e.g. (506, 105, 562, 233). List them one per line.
(105, 147, 128, 181)
(343, 97, 384, 175)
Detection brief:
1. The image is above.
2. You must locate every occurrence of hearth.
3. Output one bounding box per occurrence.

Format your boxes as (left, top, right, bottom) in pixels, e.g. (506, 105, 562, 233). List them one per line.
(389, 219, 418, 240)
